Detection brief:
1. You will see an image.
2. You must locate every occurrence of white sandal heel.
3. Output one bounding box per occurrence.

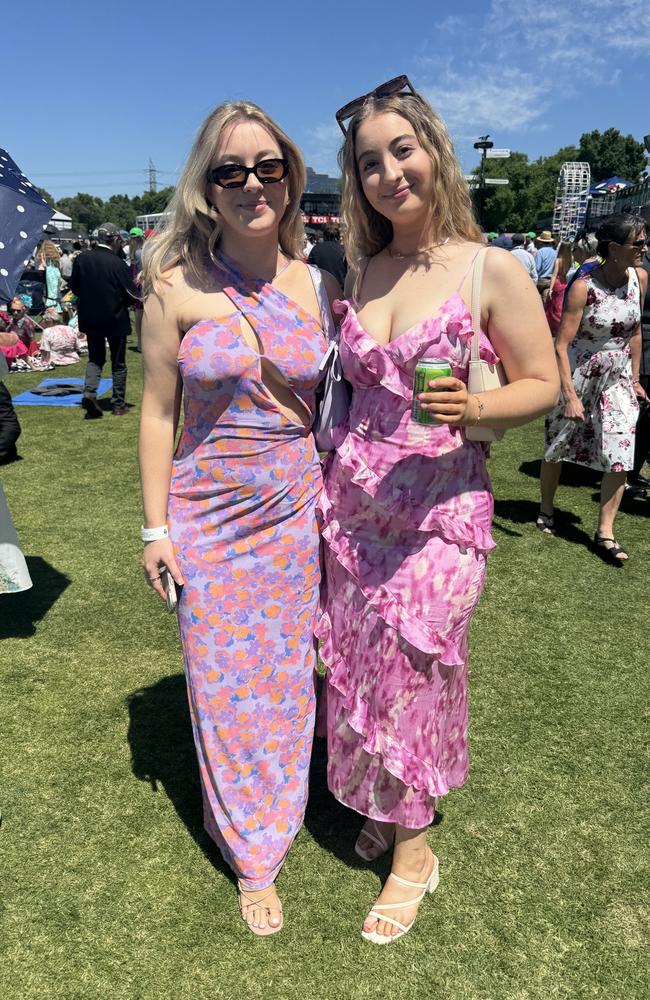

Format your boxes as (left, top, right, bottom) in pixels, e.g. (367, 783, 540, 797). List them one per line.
(361, 855, 440, 945)
(354, 820, 394, 862)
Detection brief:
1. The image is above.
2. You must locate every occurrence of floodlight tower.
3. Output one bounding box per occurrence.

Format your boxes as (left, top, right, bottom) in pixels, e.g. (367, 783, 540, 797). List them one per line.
(473, 135, 494, 226)
(552, 162, 591, 242)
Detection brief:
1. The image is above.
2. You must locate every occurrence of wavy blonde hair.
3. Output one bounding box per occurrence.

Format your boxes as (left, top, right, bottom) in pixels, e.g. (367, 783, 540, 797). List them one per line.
(339, 92, 482, 284)
(142, 100, 306, 296)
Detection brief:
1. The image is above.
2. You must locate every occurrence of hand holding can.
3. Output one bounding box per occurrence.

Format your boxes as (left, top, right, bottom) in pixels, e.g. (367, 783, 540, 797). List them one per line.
(412, 358, 475, 426)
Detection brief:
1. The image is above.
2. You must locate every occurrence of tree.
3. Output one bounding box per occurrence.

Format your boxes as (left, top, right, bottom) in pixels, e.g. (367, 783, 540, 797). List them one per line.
(577, 128, 646, 183)
(56, 193, 105, 232)
(132, 186, 175, 217)
(103, 194, 138, 230)
(35, 186, 56, 207)
(472, 146, 580, 231)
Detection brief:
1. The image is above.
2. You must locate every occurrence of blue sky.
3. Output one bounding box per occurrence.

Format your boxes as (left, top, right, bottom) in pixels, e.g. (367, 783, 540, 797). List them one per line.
(5, 0, 649, 201)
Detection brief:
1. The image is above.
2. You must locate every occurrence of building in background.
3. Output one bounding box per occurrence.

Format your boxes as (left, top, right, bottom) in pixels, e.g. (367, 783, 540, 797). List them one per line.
(50, 210, 73, 230)
(301, 167, 341, 232)
(305, 167, 340, 195)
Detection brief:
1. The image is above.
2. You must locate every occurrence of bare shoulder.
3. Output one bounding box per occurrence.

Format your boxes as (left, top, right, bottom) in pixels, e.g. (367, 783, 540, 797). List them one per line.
(482, 244, 525, 284)
(565, 274, 589, 309)
(147, 263, 187, 309)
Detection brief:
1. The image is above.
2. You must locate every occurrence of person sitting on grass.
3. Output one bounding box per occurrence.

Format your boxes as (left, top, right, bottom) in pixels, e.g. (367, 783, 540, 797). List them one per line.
(0, 298, 40, 357)
(38, 308, 87, 367)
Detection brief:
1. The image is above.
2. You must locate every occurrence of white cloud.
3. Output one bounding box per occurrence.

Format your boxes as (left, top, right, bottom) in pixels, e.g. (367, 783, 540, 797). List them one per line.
(414, 0, 644, 156)
(424, 69, 544, 132)
(486, 0, 650, 58)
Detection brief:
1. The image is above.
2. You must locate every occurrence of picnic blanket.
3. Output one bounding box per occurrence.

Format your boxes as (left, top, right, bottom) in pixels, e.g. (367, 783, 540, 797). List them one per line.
(12, 378, 112, 407)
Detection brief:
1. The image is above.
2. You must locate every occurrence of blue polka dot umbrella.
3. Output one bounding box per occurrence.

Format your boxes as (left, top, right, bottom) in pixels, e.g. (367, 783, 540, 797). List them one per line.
(0, 149, 55, 302)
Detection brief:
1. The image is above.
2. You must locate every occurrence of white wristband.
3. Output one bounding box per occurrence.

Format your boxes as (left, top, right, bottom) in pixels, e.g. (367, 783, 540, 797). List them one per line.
(141, 524, 169, 543)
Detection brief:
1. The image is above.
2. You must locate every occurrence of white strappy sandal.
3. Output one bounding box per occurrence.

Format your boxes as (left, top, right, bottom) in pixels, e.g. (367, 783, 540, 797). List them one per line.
(361, 855, 440, 945)
(354, 820, 394, 862)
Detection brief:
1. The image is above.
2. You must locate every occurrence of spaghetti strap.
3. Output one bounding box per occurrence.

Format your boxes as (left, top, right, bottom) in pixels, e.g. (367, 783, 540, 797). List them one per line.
(455, 247, 484, 294)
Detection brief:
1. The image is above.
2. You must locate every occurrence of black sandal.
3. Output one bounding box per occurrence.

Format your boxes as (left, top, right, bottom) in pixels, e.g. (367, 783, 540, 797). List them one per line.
(594, 532, 628, 565)
(535, 511, 555, 534)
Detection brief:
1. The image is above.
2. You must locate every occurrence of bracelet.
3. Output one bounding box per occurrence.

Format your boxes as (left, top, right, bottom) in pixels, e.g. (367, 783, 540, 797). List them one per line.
(632, 376, 641, 384)
(472, 395, 484, 425)
(141, 524, 169, 543)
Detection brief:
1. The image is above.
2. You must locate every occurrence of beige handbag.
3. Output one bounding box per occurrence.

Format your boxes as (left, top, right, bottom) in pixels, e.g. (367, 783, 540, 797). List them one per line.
(465, 247, 507, 443)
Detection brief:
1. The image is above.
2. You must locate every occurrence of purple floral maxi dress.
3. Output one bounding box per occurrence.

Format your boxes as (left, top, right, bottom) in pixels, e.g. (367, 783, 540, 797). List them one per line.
(544, 268, 640, 471)
(167, 254, 326, 890)
(317, 292, 496, 829)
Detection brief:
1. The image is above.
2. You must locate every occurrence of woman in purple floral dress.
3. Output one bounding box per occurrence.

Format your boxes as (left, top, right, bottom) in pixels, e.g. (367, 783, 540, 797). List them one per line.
(320, 78, 559, 944)
(138, 101, 338, 935)
(540, 214, 648, 563)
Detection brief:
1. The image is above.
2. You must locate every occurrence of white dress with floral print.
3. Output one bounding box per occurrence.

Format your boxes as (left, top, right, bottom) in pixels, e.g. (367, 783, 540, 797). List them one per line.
(544, 267, 640, 472)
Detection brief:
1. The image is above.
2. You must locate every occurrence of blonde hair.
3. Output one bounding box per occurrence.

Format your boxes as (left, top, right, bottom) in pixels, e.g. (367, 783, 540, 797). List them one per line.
(41, 239, 61, 262)
(339, 92, 483, 284)
(142, 101, 306, 296)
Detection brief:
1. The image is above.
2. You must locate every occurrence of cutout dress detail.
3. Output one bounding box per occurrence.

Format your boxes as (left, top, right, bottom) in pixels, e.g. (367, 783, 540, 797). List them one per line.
(168, 253, 327, 889)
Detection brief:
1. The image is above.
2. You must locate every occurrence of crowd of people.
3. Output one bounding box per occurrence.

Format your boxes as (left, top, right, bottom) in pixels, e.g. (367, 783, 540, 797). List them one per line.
(1, 77, 648, 948)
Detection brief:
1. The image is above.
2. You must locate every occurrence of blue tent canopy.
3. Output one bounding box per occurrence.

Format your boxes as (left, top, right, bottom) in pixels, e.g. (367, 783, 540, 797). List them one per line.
(590, 176, 632, 194)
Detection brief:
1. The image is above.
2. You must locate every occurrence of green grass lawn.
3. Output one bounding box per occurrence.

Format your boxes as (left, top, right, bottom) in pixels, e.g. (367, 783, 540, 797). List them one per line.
(1, 352, 648, 1000)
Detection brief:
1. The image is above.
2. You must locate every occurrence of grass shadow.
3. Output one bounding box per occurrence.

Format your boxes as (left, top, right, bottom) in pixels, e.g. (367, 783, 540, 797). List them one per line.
(0, 556, 70, 638)
(125, 673, 235, 884)
(519, 458, 603, 490)
(616, 492, 650, 519)
(493, 498, 592, 550)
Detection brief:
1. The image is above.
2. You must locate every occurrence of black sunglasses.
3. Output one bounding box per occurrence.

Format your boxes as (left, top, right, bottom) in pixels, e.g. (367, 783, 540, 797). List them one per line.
(207, 158, 289, 189)
(618, 238, 647, 248)
(335, 75, 419, 135)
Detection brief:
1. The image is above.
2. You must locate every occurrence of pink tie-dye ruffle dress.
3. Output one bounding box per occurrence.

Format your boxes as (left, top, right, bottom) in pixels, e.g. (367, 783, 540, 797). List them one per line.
(317, 295, 496, 828)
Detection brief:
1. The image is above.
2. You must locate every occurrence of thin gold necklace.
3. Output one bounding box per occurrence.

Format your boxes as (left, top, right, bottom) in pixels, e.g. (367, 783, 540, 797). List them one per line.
(387, 236, 450, 259)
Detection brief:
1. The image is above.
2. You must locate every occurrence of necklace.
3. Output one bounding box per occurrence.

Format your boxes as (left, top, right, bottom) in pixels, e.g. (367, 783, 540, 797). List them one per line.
(387, 236, 450, 259)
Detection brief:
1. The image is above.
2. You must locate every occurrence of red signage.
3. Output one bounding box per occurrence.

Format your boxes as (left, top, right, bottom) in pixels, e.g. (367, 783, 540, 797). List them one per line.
(303, 215, 341, 224)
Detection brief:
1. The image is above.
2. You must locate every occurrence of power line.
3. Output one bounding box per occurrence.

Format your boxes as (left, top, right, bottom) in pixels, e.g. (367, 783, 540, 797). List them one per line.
(31, 168, 178, 178)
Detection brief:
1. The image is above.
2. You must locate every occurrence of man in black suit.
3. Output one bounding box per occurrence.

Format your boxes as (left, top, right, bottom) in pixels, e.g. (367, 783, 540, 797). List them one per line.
(68, 223, 139, 417)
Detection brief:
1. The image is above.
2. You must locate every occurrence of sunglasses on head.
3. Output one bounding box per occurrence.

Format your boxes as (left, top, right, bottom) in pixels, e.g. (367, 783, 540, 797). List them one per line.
(207, 158, 289, 189)
(335, 74, 419, 135)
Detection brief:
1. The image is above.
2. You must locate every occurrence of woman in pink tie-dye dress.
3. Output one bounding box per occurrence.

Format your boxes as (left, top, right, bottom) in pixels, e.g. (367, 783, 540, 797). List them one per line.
(324, 80, 559, 944)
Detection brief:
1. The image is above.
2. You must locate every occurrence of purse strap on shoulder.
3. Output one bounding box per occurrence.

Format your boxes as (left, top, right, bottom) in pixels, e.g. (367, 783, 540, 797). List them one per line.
(470, 246, 488, 362)
(307, 264, 336, 342)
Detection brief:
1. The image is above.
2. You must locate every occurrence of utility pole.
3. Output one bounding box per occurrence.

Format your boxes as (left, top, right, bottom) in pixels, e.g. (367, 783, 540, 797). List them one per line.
(148, 158, 158, 192)
(473, 135, 493, 227)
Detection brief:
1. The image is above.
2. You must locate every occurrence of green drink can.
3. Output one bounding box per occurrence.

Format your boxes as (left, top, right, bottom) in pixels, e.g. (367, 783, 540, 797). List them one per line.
(411, 357, 452, 425)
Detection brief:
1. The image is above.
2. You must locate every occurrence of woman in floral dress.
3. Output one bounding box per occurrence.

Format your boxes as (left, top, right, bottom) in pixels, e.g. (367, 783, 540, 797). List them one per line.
(319, 77, 559, 944)
(139, 101, 338, 935)
(539, 214, 648, 562)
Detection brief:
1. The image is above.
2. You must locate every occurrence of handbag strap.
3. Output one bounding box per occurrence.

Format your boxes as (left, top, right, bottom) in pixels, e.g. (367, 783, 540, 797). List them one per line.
(470, 246, 488, 363)
(307, 264, 336, 342)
